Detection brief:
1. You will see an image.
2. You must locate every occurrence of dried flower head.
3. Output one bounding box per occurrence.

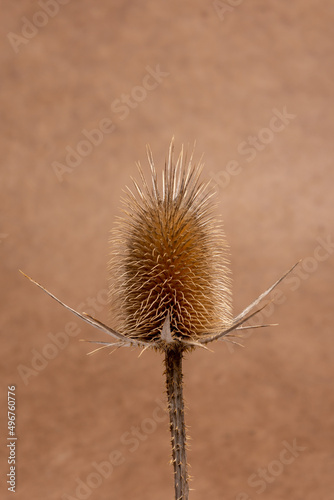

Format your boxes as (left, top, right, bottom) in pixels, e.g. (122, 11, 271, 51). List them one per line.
(21, 139, 298, 500)
(20, 141, 297, 354)
(108, 142, 232, 348)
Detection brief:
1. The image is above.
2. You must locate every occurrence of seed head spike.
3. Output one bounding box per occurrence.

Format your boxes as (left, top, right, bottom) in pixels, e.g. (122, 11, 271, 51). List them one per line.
(108, 142, 233, 349)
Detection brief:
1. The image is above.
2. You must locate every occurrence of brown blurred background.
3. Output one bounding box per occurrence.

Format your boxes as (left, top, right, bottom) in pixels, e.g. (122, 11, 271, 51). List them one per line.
(1, 1, 333, 499)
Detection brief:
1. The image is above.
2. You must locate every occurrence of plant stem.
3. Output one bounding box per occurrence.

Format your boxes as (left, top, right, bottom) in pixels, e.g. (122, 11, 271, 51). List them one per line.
(165, 346, 189, 500)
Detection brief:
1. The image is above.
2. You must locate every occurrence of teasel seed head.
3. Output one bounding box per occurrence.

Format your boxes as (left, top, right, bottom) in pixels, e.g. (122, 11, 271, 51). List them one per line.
(108, 141, 232, 350)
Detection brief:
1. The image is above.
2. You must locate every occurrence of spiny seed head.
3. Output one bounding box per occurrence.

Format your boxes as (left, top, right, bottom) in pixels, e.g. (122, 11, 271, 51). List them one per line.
(108, 142, 232, 347)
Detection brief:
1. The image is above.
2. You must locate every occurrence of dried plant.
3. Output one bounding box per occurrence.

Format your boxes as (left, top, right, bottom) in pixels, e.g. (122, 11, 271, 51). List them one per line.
(21, 141, 297, 500)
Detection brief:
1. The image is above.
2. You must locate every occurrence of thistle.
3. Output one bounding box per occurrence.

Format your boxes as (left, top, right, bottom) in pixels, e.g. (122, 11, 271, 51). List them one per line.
(21, 141, 297, 500)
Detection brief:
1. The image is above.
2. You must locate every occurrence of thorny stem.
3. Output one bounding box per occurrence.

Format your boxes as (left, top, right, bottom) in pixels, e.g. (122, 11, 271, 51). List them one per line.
(165, 346, 189, 500)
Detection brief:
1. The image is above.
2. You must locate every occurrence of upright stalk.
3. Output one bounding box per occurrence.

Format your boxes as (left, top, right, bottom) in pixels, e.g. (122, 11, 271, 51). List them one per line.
(165, 346, 189, 500)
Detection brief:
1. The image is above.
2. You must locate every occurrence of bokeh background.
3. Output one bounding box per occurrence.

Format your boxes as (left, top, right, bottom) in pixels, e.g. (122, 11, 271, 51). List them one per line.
(1, 1, 333, 499)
